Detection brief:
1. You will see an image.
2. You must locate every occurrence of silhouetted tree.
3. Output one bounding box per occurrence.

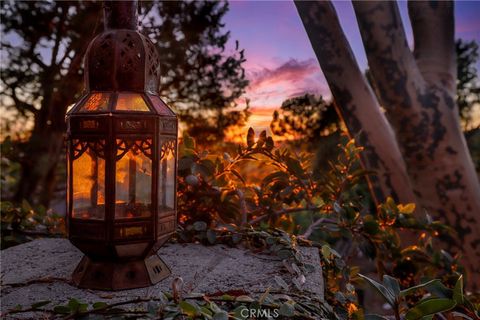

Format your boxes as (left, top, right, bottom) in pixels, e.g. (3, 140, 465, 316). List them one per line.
(142, 1, 249, 144)
(456, 39, 480, 130)
(0, 0, 248, 206)
(270, 93, 339, 147)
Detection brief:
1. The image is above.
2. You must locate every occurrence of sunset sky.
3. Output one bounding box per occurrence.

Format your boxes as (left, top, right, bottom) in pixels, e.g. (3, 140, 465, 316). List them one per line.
(222, 1, 480, 131)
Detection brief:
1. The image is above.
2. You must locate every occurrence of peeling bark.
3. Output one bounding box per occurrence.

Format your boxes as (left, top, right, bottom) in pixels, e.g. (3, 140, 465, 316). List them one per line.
(351, 0, 480, 287)
(294, 1, 417, 207)
(296, 0, 480, 289)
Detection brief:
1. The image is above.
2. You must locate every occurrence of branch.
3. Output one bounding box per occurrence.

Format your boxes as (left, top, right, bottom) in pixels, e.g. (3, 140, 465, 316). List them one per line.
(50, 4, 68, 67)
(352, 1, 424, 110)
(249, 206, 324, 225)
(9, 86, 38, 115)
(408, 1, 455, 91)
(301, 217, 325, 239)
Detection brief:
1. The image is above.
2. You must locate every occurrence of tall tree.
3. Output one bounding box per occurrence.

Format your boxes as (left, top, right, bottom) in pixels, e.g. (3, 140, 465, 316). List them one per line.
(142, 1, 249, 144)
(0, 0, 248, 206)
(270, 93, 340, 147)
(1, 1, 103, 207)
(295, 1, 480, 287)
(456, 39, 480, 130)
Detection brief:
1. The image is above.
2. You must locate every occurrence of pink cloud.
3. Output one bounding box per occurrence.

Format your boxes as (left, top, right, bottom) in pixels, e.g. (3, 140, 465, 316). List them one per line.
(244, 58, 331, 109)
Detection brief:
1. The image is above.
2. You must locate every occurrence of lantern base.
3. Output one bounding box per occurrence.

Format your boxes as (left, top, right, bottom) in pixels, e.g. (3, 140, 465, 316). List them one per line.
(72, 253, 171, 290)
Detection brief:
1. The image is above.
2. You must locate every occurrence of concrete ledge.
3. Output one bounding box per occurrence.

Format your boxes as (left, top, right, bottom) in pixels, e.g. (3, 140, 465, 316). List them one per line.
(1, 238, 324, 314)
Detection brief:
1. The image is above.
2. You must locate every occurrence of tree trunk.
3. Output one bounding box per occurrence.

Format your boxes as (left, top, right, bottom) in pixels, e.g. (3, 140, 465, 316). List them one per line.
(12, 7, 99, 208)
(294, 1, 418, 207)
(352, 0, 480, 289)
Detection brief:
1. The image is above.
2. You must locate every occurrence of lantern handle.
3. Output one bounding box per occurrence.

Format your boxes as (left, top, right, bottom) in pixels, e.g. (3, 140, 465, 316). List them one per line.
(103, 0, 138, 31)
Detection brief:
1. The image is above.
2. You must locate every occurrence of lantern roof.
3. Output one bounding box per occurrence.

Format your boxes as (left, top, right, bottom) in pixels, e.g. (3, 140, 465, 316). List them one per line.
(84, 1, 161, 94)
(68, 1, 175, 116)
(84, 31, 161, 94)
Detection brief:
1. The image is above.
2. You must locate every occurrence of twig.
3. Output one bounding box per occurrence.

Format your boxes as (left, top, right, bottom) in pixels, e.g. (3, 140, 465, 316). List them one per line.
(2, 277, 73, 289)
(302, 218, 325, 239)
(249, 206, 323, 225)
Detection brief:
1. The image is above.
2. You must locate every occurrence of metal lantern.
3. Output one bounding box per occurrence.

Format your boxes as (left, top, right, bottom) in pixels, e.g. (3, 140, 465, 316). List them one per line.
(66, 0, 177, 290)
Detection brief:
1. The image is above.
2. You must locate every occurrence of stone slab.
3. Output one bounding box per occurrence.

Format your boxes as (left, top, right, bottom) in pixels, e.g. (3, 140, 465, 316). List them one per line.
(0, 238, 324, 315)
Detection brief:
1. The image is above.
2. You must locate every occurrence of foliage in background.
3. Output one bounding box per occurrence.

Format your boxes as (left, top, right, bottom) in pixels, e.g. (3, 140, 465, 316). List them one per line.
(456, 39, 480, 131)
(270, 93, 340, 147)
(0, 0, 248, 208)
(0, 200, 64, 249)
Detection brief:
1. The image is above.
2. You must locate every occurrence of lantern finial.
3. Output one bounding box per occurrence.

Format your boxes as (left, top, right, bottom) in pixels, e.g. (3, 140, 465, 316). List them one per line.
(103, 0, 138, 30)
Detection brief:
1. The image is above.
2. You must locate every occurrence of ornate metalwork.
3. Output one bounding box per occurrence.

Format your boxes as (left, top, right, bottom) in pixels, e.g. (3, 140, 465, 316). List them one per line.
(72, 139, 106, 160)
(115, 139, 153, 161)
(159, 139, 176, 160)
(65, 0, 177, 290)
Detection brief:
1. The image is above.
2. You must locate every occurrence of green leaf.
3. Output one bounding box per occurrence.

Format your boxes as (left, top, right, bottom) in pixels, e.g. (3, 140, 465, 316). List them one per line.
(398, 203, 416, 214)
(363, 217, 380, 235)
(279, 303, 295, 317)
(247, 128, 255, 147)
(183, 135, 195, 150)
(31, 301, 51, 309)
(93, 302, 108, 310)
(400, 279, 442, 297)
(233, 305, 249, 320)
(230, 169, 246, 184)
(405, 298, 456, 320)
(179, 301, 198, 317)
(358, 274, 395, 306)
(262, 171, 289, 186)
(207, 229, 217, 244)
(200, 306, 213, 317)
(257, 130, 267, 148)
(266, 136, 274, 151)
(213, 311, 228, 320)
(383, 275, 401, 298)
(53, 305, 72, 314)
(453, 275, 464, 304)
(286, 157, 303, 176)
(193, 221, 207, 232)
(68, 298, 80, 311)
(236, 295, 254, 303)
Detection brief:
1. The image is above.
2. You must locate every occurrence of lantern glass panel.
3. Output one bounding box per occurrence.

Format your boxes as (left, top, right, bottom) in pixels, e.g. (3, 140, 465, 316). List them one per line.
(115, 93, 150, 111)
(159, 140, 175, 213)
(115, 139, 153, 219)
(148, 95, 175, 116)
(79, 92, 110, 112)
(72, 141, 106, 220)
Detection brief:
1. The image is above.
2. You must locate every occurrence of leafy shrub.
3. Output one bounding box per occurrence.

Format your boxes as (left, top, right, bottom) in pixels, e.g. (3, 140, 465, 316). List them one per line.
(2, 128, 478, 318)
(177, 128, 478, 318)
(0, 200, 65, 249)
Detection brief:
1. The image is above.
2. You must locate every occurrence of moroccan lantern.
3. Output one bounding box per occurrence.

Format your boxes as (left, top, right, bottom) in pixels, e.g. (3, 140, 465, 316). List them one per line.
(65, 0, 177, 290)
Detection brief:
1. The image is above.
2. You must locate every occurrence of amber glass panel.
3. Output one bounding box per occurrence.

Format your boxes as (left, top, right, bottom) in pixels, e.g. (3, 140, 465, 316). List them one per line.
(115, 140, 152, 219)
(115, 93, 150, 111)
(79, 93, 110, 112)
(148, 95, 174, 116)
(72, 146, 105, 220)
(159, 140, 176, 213)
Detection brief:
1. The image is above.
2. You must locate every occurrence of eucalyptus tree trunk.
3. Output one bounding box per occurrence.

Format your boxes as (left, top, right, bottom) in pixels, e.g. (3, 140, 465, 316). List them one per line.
(294, 1, 417, 208)
(295, 0, 480, 288)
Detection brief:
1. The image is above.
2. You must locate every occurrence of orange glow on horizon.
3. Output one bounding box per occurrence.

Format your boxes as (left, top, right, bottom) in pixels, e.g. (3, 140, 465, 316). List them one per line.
(224, 106, 297, 143)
